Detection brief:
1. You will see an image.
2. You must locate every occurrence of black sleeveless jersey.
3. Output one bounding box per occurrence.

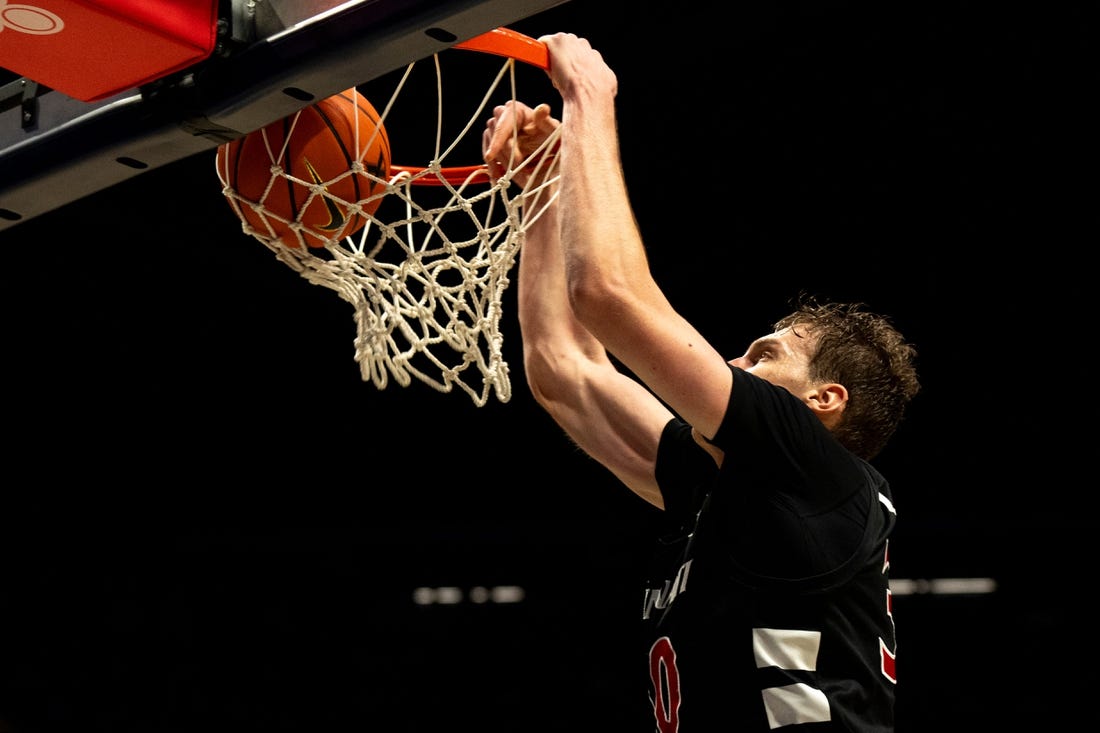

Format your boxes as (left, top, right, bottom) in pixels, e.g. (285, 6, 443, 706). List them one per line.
(641, 365, 897, 732)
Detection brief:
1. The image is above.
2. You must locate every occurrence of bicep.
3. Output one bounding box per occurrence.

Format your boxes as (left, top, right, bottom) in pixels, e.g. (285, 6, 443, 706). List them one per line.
(592, 293, 733, 442)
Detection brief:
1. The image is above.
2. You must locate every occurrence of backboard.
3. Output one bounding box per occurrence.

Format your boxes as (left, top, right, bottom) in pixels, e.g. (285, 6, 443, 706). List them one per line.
(0, 0, 569, 232)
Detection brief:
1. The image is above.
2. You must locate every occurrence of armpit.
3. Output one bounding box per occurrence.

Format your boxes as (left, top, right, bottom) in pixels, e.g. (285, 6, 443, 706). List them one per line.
(691, 427, 724, 467)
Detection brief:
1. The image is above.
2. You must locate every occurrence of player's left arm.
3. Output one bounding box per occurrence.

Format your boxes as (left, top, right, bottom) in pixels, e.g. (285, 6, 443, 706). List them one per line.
(487, 100, 674, 508)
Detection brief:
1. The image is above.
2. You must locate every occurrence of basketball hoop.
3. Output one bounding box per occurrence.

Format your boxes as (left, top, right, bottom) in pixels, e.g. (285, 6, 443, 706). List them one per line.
(215, 27, 560, 406)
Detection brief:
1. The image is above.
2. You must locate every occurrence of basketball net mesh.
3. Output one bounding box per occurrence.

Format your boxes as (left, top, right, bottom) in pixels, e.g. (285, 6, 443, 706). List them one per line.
(217, 40, 560, 406)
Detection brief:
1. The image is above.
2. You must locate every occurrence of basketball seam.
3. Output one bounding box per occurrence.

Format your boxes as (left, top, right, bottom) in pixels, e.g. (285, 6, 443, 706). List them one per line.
(280, 116, 300, 227)
(317, 97, 362, 205)
(344, 90, 392, 186)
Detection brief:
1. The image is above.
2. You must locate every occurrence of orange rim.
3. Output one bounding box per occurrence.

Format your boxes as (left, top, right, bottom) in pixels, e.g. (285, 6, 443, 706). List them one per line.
(453, 27, 549, 70)
(397, 27, 548, 186)
(389, 165, 491, 186)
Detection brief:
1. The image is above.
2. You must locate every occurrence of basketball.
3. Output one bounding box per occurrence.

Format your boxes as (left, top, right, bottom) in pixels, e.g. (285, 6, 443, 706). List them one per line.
(216, 88, 391, 248)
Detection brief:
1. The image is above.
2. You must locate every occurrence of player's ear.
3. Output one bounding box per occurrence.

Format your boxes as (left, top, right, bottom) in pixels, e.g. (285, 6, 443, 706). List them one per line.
(807, 382, 848, 424)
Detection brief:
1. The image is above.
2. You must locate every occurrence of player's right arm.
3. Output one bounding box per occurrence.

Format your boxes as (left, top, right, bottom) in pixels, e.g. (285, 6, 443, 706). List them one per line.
(540, 33, 734, 443)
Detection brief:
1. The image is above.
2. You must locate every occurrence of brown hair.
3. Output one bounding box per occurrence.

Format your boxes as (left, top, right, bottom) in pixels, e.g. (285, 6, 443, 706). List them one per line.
(774, 296, 920, 460)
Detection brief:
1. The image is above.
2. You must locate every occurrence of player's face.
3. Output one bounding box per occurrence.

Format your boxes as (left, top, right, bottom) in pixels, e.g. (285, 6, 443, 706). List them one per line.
(729, 327, 818, 402)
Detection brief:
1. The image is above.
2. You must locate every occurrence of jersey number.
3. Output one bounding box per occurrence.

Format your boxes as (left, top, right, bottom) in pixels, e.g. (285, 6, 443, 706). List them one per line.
(649, 636, 681, 733)
(881, 540, 897, 683)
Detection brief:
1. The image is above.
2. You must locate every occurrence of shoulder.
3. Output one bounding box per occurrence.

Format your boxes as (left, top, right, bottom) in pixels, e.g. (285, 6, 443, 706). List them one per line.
(713, 365, 825, 450)
(656, 417, 720, 522)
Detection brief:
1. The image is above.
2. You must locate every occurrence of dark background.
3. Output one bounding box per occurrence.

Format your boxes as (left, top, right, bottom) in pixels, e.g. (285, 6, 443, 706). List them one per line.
(0, 1, 1093, 731)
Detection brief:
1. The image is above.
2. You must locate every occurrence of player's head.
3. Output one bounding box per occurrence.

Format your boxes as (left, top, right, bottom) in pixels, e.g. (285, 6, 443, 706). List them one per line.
(772, 297, 920, 460)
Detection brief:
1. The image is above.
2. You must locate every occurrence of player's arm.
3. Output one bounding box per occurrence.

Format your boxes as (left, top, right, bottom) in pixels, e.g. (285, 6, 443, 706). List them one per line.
(485, 101, 673, 508)
(519, 162, 673, 508)
(542, 33, 733, 441)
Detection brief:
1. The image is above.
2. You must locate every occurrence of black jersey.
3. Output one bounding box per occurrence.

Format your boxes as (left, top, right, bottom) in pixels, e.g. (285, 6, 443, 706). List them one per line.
(642, 365, 897, 732)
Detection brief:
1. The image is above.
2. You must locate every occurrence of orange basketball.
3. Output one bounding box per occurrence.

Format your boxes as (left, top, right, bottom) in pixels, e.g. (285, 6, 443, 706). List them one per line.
(216, 88, 391, 248)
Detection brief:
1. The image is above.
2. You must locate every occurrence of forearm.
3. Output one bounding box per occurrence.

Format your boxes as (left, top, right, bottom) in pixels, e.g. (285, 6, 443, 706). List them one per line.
(558, 94, 643, 287)
(518, 183, 603, 400)
(554, 51, 669, 361)
(518, 190, 669, 509)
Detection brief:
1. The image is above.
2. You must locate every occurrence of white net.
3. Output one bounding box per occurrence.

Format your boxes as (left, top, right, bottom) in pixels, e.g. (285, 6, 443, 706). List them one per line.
(216, 31, 560, 406)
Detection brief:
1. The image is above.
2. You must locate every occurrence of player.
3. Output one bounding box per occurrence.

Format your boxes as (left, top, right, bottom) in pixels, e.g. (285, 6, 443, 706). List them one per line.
(483, 32, 920, 732)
